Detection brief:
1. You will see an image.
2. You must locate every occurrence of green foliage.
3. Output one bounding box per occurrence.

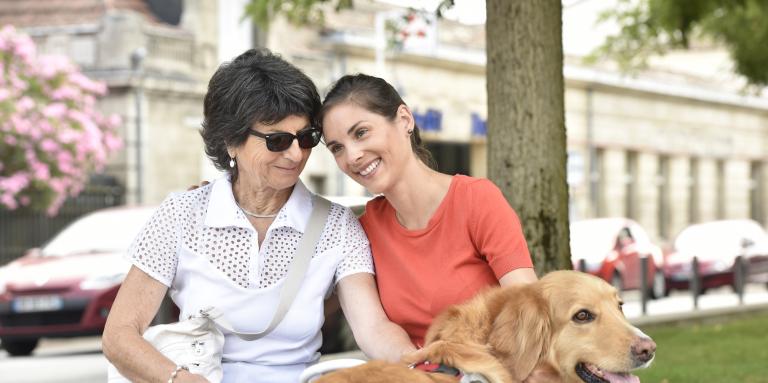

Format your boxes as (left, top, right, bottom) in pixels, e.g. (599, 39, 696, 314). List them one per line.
(591, 0, 768, 87)
(636, 312, 768, 382)
(243, 0, 351, 29)
(243, 0, 453, 29)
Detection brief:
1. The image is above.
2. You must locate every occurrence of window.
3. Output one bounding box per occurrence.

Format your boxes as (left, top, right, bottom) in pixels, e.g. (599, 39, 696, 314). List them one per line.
(424, 142, 470, 176)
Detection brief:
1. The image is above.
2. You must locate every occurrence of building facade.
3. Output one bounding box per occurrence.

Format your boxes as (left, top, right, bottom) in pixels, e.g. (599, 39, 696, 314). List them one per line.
(6, 0, 767, 244)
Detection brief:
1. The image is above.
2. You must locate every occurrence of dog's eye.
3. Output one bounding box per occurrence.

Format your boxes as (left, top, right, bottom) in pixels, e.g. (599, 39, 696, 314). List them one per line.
(572, 309, 595, 323)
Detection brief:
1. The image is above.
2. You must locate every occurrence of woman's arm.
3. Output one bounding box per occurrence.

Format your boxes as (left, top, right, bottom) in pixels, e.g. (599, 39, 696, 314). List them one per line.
(336, 273, 416, 362)
(499, 267, 538, 286)
(102, 266, 207, 383)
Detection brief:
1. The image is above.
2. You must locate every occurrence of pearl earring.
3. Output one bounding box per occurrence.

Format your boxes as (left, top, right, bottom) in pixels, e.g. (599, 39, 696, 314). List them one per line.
(229, 157, 236, 168)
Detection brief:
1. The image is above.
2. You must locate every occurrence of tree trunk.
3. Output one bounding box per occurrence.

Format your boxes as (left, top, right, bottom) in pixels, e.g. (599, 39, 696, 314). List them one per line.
(486, 0, 570, 274)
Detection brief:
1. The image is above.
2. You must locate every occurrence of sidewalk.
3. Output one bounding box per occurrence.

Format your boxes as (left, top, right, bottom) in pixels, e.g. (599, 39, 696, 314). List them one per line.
(623, 284, 768, 327)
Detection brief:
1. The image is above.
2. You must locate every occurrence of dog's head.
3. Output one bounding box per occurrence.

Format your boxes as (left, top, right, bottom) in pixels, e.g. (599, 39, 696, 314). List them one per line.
(536, 270, 656, 383)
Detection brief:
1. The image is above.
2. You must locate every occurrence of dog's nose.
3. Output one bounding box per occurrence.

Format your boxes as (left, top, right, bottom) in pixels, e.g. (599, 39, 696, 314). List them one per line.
(631, 337, 656, 364)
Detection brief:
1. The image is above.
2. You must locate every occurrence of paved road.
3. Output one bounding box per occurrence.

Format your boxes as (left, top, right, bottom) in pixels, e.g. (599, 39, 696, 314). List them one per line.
(0, 337, 106, 383)
(1, 284, 767, 383)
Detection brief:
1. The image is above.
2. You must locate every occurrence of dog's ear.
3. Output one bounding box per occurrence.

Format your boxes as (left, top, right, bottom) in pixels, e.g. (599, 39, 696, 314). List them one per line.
(488, 288, 551, 382)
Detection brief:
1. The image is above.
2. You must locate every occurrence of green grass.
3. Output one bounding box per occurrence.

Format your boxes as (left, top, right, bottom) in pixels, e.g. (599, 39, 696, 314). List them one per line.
(636, 312, 768, 383)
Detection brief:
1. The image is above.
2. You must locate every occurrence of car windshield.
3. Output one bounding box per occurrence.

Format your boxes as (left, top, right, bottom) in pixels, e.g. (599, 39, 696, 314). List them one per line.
(674, 220, 768, 257)
(570, 219, 624, 262)
(42, 207, 156, 257)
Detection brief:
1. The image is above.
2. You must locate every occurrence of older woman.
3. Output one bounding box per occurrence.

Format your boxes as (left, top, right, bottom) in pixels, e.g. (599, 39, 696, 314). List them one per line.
(102, 50, 414, 383)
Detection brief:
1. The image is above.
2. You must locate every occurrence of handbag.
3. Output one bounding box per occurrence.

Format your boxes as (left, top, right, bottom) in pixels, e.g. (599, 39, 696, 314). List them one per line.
(107, 196, 332, 383)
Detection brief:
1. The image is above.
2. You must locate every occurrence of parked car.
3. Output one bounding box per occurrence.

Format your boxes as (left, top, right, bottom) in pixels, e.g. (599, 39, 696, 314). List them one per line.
(570, 218, 666, 298)
(663, 219, 768, 293)
(0, 205, 157, 356)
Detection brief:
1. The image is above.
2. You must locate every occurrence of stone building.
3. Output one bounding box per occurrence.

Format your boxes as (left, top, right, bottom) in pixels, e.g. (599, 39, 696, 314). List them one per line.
(5, 0, 767, 244)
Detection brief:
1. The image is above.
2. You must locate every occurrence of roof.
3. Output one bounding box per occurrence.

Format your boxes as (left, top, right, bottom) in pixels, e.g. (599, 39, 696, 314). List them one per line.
(0, 0, 163, 29)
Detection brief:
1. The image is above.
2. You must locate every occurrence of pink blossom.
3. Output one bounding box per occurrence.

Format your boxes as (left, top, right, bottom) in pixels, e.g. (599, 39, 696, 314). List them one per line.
(51, 86, 80, 100)
(56, 150, 74, 165)
(47, 178, 66, 195)
(42, 102, 67, 119)
(16, 96, 35, 112)
(10, 115, 31, 134)
(12, 35, 36, 62)
(1, 193, 18, 210)
(0, 173, 30, 194)
(1, 26, 123, 215)
(31, 161, 50, 181)
(10, 73, 28, 92)
(38, 120, 54, 134)
(107, 114, 122, 128)
(36, 55, 71, 79)
(46, 195, 66, 216)
(40, 138, 58, 152)
(104, 133, 123, 151)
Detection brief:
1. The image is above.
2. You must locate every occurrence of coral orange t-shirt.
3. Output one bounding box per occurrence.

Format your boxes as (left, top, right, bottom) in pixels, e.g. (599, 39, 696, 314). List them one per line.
(360, 175, 532, 346)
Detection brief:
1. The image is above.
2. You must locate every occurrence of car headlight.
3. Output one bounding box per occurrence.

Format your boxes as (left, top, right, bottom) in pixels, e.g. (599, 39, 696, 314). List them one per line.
(79, 273, 126, 290)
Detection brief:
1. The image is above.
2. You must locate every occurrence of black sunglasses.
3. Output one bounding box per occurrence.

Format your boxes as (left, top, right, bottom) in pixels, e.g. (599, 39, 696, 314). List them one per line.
(249, 128, 322, 152)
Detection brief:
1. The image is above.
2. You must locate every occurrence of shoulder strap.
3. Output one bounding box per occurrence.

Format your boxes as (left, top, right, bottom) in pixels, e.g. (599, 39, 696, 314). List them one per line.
(205, 195, 332, 340)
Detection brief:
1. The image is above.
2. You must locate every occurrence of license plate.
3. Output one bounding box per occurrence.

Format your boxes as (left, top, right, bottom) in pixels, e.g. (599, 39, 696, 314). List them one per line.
(12, 295, 64, 313)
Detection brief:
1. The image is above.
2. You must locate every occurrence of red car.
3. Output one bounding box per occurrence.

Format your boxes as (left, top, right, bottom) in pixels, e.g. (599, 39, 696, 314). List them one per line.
(664, 219, 768, 293)
(0, 206, 157, 356)
(570, 218, 666, 299)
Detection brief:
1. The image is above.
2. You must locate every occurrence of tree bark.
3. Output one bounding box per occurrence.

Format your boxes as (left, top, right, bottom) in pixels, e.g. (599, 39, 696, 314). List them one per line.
(486, 0, 570, 274)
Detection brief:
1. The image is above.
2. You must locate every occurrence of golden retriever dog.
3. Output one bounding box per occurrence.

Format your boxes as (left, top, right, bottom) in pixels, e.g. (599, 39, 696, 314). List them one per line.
(315, 270, 655, 383)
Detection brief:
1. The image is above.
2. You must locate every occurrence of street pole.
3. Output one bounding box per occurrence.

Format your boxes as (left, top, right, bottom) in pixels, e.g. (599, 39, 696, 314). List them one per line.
(692, 257, 700, 310)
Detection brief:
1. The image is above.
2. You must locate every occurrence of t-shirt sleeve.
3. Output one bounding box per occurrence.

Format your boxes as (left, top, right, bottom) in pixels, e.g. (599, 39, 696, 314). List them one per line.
(334, 205, 375, 284)
(469, 179, 533, 278)
(126, 194, 183, 287)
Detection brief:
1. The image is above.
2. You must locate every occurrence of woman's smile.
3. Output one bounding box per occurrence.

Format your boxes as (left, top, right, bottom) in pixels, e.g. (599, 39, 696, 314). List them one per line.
(358, 158, 381, 177)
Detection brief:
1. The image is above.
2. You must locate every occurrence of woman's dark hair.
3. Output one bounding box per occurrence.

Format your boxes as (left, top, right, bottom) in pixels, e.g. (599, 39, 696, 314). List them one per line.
(201, 48, 321, 182)
(320, 74, 436, 169)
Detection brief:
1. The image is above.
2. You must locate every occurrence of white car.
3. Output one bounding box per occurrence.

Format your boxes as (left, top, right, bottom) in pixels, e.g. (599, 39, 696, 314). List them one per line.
(0, 205, 157, 356)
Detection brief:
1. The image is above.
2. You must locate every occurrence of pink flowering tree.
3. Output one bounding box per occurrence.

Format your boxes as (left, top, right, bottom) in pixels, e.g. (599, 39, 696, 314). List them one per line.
(0, 25, 122, 215)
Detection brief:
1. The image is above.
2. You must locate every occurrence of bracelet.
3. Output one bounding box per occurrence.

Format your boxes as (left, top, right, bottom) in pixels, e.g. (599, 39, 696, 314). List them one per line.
(167, 365, 189, 383)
